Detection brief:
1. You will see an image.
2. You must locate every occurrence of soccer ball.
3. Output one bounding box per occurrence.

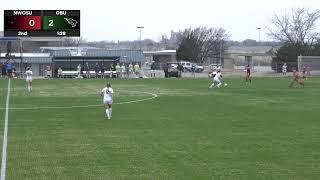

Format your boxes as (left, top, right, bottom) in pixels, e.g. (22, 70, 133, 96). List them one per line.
(224, 83, 228, 87)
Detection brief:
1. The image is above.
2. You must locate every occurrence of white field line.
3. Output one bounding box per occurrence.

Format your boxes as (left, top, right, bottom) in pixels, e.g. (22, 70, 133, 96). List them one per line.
(0, 92, 158, 110)
(1, 79, 11, 180)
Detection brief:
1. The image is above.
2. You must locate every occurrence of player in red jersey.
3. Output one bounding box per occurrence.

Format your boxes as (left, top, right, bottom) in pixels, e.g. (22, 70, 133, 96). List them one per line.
(245, 65, 251, 84)
(289, 67, 304, 87)
(301, 65, 307, 80)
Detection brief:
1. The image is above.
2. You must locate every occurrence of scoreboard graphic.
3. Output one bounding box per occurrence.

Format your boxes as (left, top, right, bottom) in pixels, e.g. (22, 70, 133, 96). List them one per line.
(4, 10, 80, 37)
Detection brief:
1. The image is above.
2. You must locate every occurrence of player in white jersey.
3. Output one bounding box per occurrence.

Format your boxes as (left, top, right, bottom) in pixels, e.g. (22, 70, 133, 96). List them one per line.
(77, 64, 82, 78)
(209, 70, 222, 88)
(25, 67, 33, 92)
(101, 82, 114, 119)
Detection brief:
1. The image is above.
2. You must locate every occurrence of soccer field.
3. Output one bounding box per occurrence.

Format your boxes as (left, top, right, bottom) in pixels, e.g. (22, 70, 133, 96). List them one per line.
(0, 77, 320, 179)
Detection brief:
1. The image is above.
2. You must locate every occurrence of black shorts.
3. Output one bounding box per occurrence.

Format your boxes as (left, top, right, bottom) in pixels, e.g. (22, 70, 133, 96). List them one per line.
(7, 70, 12, 74)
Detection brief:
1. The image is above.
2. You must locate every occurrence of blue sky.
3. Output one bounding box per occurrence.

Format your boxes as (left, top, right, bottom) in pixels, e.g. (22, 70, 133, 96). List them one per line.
(0, 0, 319, 41)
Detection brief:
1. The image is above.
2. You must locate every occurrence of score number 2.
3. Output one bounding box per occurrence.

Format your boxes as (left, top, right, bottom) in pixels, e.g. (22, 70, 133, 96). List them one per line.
(49, 20, 54, 27)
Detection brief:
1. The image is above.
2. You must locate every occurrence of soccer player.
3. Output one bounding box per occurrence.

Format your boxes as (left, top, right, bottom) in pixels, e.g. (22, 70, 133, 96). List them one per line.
(302, 64, 307, 80)
(209, 70, 223, 88)
(121, 63, 126, 78)
(101, 82, 114, 119)
(115, 63, 121, 78)
(77, 64, 82, 78)
(25, 67, 33, 92)
(282, 63, 287, 75)
(289, 67, 304, 87)
(128, 63, 133, 77)
(245, 65, 251, 84)
(216, 65, 221, 73)
(134, 63, 140, 77)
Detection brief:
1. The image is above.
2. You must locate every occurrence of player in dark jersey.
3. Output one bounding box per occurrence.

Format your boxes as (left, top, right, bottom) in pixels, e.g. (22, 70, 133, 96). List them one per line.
(245, 65, 251, 84)
(289, 67, 304, 87)
(301, 65, 307, 80)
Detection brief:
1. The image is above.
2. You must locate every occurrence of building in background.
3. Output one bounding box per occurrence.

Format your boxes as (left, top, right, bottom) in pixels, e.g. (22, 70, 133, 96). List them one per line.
(0, 47, 145, 76)
(223, 46, 274, 71)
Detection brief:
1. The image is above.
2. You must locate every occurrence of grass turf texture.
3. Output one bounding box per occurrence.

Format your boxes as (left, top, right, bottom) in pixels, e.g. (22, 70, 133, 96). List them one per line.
(0, 77, 320, 179)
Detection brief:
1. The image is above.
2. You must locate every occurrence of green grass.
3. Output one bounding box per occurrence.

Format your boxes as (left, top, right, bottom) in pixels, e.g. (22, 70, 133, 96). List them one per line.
(0, 77, 320, 179)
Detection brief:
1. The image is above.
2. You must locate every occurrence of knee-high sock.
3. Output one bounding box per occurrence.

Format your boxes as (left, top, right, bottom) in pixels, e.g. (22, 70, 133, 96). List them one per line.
(209, 82, 215, 88)
(106, 109, 110, 118)
(109, 108, 112, 118)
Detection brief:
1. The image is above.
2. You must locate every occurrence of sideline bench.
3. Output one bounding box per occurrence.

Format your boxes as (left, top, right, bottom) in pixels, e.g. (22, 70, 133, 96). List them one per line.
(61, 71, 117, 78)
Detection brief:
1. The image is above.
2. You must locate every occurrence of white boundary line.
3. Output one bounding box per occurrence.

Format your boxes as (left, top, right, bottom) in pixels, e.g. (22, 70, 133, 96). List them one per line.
(1, 79, 10, 180)
(0, 92, 158, 110)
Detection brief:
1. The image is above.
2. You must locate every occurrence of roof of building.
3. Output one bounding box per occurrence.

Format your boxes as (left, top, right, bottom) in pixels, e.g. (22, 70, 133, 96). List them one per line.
(0, 53, 51, 57)
(86, 49, 144, 62)
(144, 50, 176, 55)
(1, 48, 145, 63)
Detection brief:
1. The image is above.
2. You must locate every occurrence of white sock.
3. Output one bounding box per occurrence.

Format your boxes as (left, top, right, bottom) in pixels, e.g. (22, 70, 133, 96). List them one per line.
(28, 86, 30, 92)
(217, 82, 222, 88)
(109, 108, 112, 118)
(209, 83, 214, 88)
(106, 109, 110, 119)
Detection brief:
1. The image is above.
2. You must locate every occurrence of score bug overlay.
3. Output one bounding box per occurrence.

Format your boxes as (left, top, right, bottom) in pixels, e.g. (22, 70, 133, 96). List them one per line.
(4, 10, 80, 37)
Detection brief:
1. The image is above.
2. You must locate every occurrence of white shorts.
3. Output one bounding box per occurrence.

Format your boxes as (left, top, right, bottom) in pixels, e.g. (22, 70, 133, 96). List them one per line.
(26, 78, 32, 82)
(213, 78, 221, 83)
(103, 99, 113, 105)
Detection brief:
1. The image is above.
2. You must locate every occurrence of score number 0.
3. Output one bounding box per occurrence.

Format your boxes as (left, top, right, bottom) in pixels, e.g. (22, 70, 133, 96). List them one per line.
(29, 20, 35, 27)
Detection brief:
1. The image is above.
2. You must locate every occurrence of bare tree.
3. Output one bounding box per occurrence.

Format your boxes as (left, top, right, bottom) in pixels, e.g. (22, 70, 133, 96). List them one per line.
(269, 8, 320, 47)
(177, 27, 229, 63)
(269, 8, 320, 71)
(63, 37, 86, 47)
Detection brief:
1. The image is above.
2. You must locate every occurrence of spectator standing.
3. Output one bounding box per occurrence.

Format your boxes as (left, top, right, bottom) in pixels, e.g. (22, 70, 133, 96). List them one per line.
(100, 63, 105, 78)
(0, 63, 2, 77)
(110, 64, 114, 78)
(6, 62, 13, 78)
(150, 61, 156, 77)
(115, 63, 121, 78)
(191, 64, 196, 78)
(121, 64, 126, 78)
(58, 67, 63, 78)
(163, 63, 169, 78)
(134, 63, 140, 77)
(94, 63, 100, 78)
(46, 65, 52, 78)
(85, 62, 90, 78)
(128, 63, 133, 77)
(177, 62, 183, 78)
